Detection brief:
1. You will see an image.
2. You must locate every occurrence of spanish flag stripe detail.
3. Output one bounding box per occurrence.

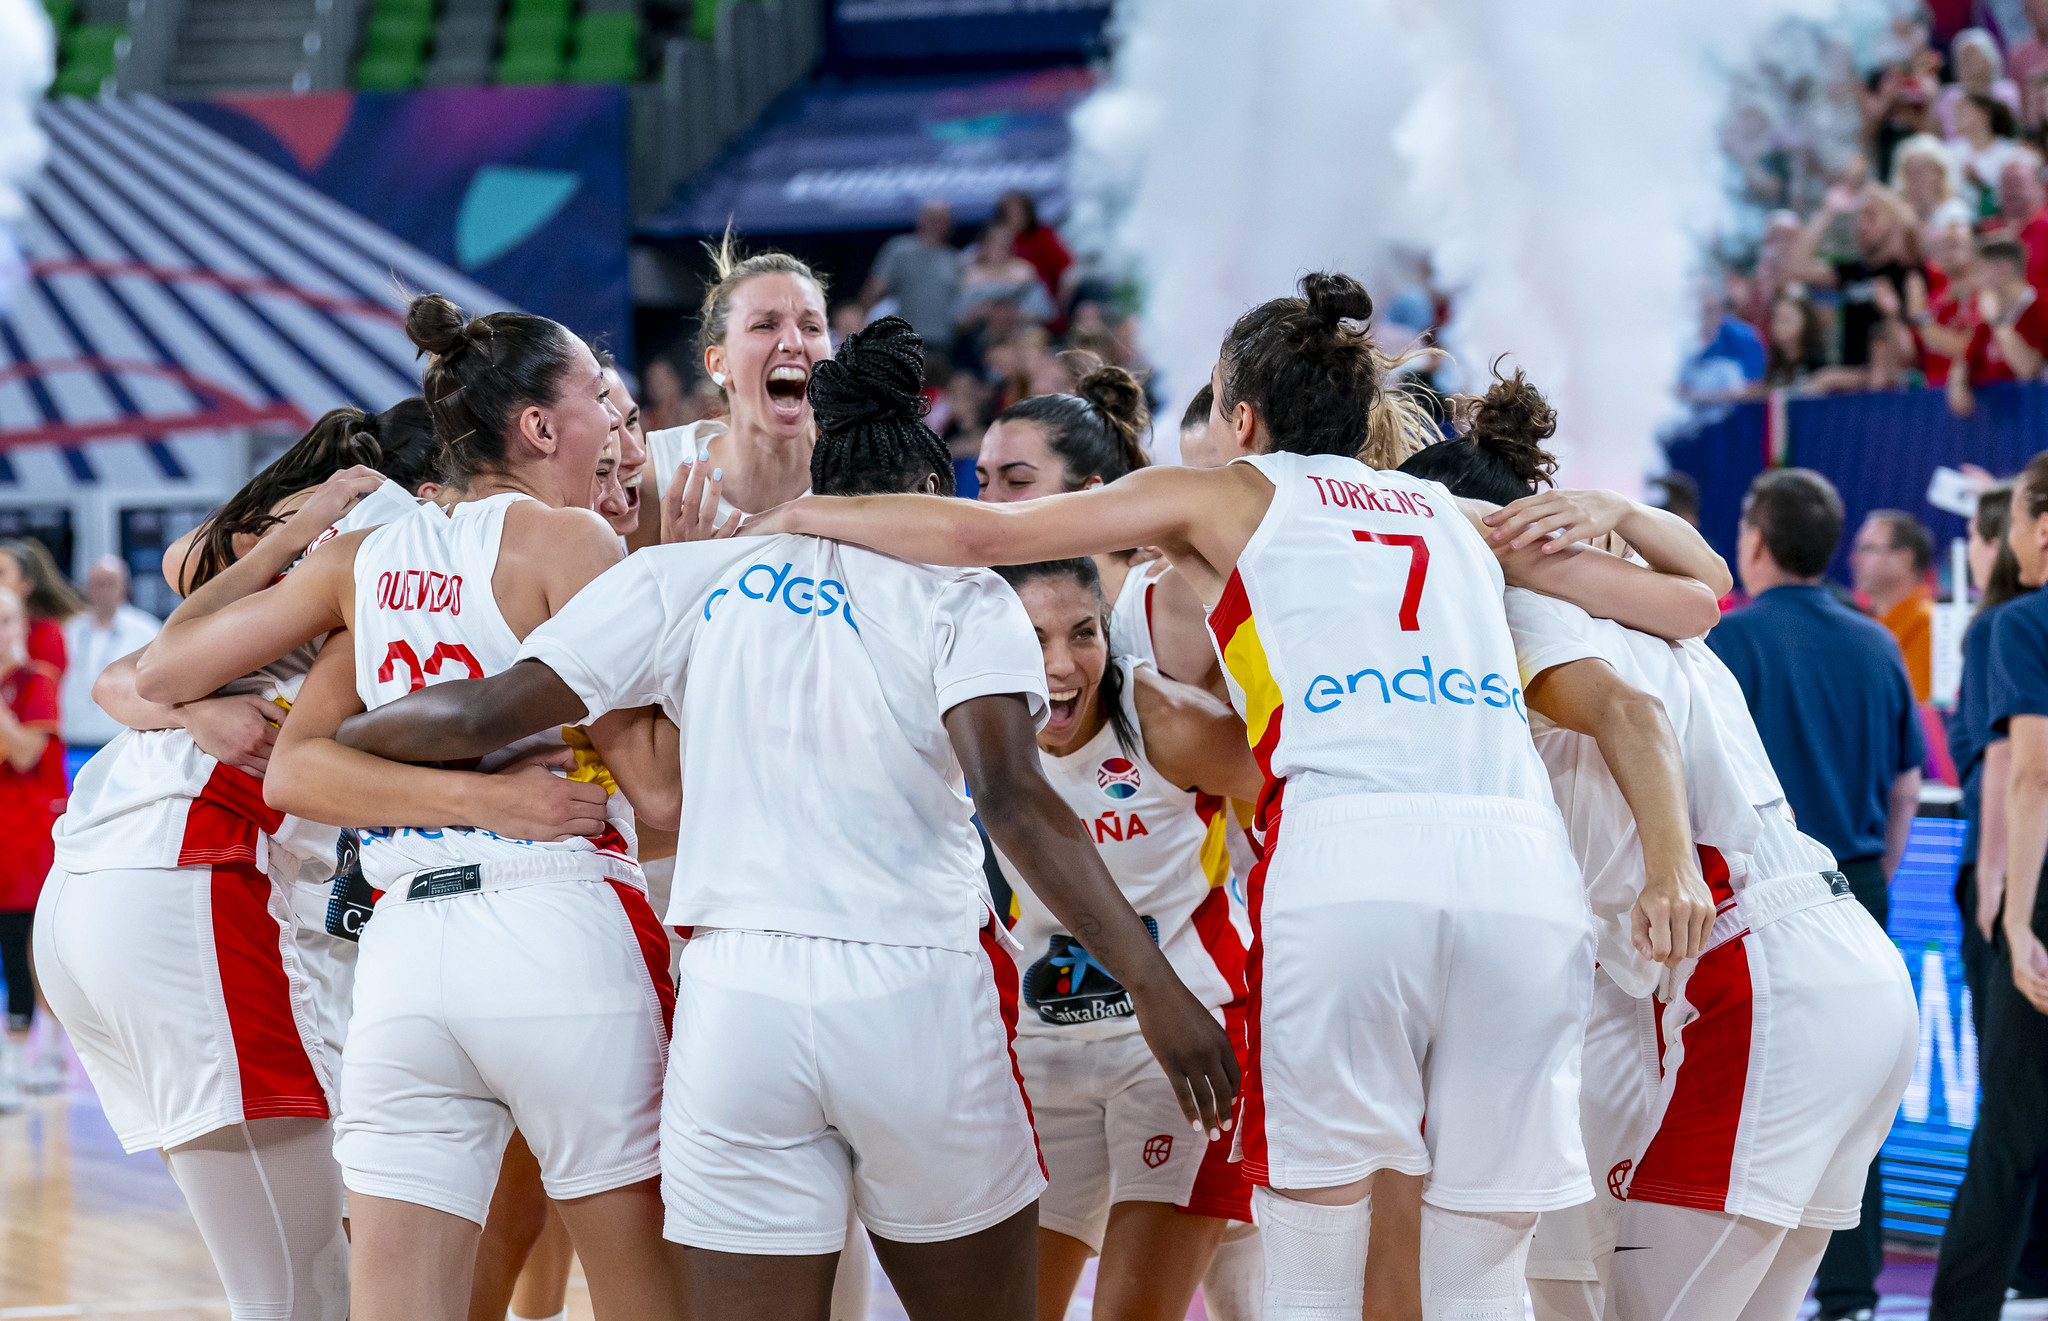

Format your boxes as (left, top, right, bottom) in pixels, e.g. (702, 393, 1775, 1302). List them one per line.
(1193, 792, 1232, 892)
(558, 726, 620, 795)
(1208, 570, 1286, 833)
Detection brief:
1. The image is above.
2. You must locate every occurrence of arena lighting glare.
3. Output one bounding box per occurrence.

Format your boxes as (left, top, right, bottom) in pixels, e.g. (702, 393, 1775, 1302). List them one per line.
(0, 0, 52, 320)
(1071, 0, 1885, 493)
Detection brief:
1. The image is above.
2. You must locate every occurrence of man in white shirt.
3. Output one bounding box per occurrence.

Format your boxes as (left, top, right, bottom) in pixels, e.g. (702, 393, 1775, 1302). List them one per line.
(60, 557, 159, 749)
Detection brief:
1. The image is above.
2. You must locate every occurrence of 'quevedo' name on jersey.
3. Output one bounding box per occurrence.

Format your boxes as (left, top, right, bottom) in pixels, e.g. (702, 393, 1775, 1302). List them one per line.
(1297, 471, 1526, 723)
(702, 560, 858, 631)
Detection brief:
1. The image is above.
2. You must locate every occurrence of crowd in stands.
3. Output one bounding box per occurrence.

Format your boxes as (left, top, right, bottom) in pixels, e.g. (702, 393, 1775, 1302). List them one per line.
(1696, 1, 2048, 418)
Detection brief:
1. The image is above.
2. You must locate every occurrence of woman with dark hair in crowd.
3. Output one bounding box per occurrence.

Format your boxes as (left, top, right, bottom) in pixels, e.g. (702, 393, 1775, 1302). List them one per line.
(1759, 291, 1829, 390)
(0, 537, 83, 677)
(1950, 91, 2029, 215)
(131, 294, 685, 1321)
(994, 189, 1072, 310)
(747, 272, 1732, 1321)
(319, 314, 1235, 1321)
(1396, 369, 1914, 1321)
(31, 397, 440, 1320)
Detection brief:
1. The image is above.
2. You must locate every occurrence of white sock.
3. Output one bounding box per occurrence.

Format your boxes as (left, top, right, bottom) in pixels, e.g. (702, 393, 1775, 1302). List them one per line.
(507, 1312, 566, 1321)
(1252, 1185, 1371, 1321)
(1420, 1205, 1538, 1321)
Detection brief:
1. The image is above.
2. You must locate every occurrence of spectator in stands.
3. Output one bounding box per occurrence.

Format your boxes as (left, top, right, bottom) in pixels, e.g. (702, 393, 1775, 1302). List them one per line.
(993, 189, 1071, 312)
(1686, 283, 1767, 390)
(953, 215, 1056, 352)
(1790, 182, 1926, 367)
(1916, 220, 1978, 390)
(1760, 289, 1829, 389)
(859, 198, 963, 359)
(640, 356, 687, 433)
(1861, 30, 1941, 177)
(1962, 238, 2048, 394)
(1936, 28, 2023, 138)
(57, 557, 157, 752)
(1737, 209, 1810, 330)
(1893, 132, 1975, 229)
(1989, 155, 2048, 287)
(0, 541, 78, 678)
(1931, 453, 2048, 1321)
(1708, 468, 1925, 1321)
(2009, 0, 2048, 129)
(1949, 92, 2029, 214)
(1853, 510, 1938, 701)
(828, 299, 866, 349)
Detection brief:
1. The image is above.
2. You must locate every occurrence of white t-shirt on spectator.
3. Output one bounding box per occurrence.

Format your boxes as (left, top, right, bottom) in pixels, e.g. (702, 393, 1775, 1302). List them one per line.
(517, 533, 1049, 954)
(60, 604, 160, 747)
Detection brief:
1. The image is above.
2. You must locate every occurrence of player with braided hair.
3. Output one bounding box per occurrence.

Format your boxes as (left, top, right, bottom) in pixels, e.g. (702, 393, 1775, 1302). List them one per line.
(328, 312, 1238, 1321)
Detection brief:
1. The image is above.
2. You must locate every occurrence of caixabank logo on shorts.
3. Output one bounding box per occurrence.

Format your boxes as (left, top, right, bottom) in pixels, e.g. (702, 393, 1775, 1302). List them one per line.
(1097, 757, 1141, 800)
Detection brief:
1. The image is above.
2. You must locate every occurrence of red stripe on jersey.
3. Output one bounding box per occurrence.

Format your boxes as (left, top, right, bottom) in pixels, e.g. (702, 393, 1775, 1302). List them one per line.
(1698, 844, 1735, 906)
(1189, 885, 1247, 1009)
(1180, 886, 1255, 1221)
(209, 859, 328, 1122)
(1237, 801, 1281, 1186)
(979, 920, 1047, 1179)
(607, 881, 677, 1037)
(1627, 936, 1753, 1212)
(178, 764, 286, 868)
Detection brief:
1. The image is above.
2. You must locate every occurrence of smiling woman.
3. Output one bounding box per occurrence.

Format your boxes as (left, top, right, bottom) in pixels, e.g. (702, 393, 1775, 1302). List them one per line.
(644, 235, 834, 536)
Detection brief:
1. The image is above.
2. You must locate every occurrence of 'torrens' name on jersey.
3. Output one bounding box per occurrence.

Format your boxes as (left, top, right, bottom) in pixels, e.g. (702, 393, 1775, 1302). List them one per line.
(1305, 474, 1436, 518)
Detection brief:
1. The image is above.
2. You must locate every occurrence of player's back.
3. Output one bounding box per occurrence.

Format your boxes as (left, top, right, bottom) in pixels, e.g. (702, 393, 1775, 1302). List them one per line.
(523, 534, 1047, 956)
(1212, 451, 1553, 823)
(349, 494, 639, 892)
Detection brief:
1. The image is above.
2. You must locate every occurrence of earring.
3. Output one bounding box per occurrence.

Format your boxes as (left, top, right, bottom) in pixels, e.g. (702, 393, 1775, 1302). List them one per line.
(712, 371, 727, 387)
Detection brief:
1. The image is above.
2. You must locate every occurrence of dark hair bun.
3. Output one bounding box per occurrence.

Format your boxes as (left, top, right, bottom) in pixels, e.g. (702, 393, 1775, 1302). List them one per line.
(1073, 357, 1148, 435)
(809, 315, 928, 436)
(406, 293, 468, 357)
(1300, 271, 1374, 331)
(1467, 362, 1558, 490)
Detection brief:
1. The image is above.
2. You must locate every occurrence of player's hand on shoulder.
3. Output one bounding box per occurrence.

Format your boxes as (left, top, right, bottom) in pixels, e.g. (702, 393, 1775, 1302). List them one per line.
(661, 450, 741, 543)
(282, 466, 385, 543)
(1484, 488, 1632, 554)
(184, 694, 282, 779)
(478, 756, 609, 842)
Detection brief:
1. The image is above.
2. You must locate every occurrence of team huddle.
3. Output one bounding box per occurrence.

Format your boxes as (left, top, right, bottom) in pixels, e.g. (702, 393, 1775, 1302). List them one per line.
(25, 251, 1918, 1321)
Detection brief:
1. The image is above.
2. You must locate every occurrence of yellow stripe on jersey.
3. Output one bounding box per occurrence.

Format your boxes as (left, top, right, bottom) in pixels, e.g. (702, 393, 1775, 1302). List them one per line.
(558, 726, 620, 795)
(1197, 806, 1230, 891)
(1220, 617, 1283, 754)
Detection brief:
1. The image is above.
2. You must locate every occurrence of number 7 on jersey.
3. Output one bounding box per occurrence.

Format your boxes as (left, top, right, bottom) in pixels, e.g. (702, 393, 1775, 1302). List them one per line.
(1355, 532, 1429, 631)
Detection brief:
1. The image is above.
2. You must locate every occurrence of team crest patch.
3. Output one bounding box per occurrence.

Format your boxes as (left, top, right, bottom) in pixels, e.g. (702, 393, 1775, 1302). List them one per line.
(1143, 1134, 1173, 1168)
(1607, 1159, 1633, 1200)
(1098, 757, 1141, 800)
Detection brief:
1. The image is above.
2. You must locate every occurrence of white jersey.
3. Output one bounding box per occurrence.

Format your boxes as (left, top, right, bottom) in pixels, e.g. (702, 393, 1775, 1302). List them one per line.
(995, 658, 1239, 1039)
(517, 534, 1049, 954)
(348, 495, 641, 894)
(1107, 559, 1164, 669)
(1505, 589, 1835, 997)
(55, 479, 423, 878)
(1209, 452, 1553, 826)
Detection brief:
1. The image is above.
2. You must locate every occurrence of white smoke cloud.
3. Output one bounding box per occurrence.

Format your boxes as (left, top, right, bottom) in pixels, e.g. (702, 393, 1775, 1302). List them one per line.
(1072, 0, 1889, 489)
(0, 0, 53, 314)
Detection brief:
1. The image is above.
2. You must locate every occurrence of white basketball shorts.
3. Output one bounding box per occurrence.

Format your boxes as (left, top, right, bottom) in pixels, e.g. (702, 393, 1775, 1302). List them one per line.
(285, 875, 356, 1077)
(34, 861, 335, 1153)
(334, 874, 674, 1225)
(1241, 791, 1594, 1211)
(1017, 1028, 1218, 1251)
(661, 924, 1047, 1254)
(1624, 865, 1916, 1230)
(1526, 967, 1661, 1281)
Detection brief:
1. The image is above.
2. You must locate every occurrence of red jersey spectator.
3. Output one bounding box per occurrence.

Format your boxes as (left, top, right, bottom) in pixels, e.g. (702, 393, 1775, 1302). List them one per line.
(1964, 239, 2048, 383)
(1990, 155, 2048, 289)
(0, 539, 80, 680)
(993, 190, 1071, 311)
(1917, 221, 1979, 386)
(0, 583, 64, 1109)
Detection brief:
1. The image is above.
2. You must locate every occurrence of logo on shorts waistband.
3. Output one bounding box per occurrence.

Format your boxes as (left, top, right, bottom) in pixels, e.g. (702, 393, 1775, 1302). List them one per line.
(1143, 1134, 1174, 1168)
(407, 864, 482, 900)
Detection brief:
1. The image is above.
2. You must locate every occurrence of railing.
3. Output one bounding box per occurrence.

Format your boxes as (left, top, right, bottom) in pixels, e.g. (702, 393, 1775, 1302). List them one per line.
(632, 0, 822, 219)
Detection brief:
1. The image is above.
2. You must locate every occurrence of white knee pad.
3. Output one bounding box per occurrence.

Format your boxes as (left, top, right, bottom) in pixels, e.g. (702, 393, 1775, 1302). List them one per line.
(1421, 1205, 1537, 1321)
(1251, 1185, 1371, 1321)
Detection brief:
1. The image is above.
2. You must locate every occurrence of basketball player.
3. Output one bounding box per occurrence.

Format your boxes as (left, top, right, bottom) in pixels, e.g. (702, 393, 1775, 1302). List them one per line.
(743, 273, 1729, 1321)
(133, 294, 684, 1321)
(32, 403, 443, 1321)
(992, 556, 1262, 1321)
(327, 317, 1238, 1321)
(1399, 378, 1918, 1321)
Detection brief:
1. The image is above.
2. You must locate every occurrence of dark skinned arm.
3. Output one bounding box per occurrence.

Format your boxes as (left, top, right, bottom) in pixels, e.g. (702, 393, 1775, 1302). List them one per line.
(945, 691, 1240, 1137)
